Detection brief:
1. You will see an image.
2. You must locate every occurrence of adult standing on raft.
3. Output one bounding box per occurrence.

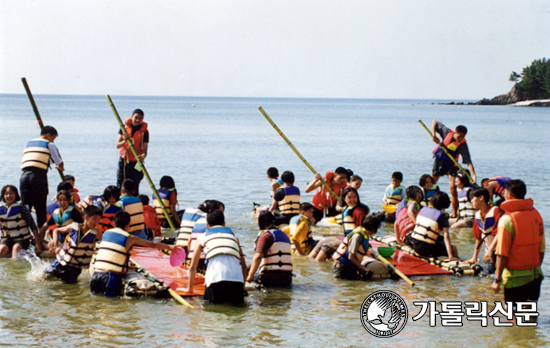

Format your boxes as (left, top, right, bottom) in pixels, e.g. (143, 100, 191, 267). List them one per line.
(431, 119, 476, 217)
(116, 109, 148, 195)
(20, 126, 64, 229)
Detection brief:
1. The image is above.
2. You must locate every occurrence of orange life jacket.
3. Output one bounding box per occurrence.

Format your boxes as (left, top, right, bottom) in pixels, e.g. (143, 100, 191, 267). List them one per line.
(433, 130, 466, 165)
(143, 205, 161, 236)
(500, 198, 544, 270)
(311, 171, 348, 210)
(119, 118, 148, 162)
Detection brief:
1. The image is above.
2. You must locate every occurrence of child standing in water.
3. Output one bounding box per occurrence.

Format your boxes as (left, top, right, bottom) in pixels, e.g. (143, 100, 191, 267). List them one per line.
(152, 176, 181, 227)
(449, 173, 476, 228)
(0, 185, 40, 258)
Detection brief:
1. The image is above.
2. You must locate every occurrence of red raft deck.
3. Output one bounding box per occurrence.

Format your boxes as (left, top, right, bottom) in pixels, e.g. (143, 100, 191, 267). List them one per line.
(130, 247, 205, 297)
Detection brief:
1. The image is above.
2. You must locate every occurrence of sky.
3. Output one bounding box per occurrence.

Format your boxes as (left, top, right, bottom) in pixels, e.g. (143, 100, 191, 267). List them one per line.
(1, 1, 549, 99)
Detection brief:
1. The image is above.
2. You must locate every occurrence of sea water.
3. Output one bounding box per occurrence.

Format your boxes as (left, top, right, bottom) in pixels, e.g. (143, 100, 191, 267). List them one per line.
(0, 94, 549, 347)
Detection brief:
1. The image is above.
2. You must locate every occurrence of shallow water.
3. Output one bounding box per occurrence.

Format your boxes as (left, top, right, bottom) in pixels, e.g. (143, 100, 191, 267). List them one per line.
(1, 94, 549, 346)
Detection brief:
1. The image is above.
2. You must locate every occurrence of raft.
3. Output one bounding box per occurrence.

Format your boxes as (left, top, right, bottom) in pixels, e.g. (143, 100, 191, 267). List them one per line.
(130, 247, 205, 297)
(371, 235, 480, 276)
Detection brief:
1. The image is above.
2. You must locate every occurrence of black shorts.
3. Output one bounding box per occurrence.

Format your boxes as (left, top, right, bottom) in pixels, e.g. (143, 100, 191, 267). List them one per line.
(204, 281, 244, 305)
(274, 213, 297, 227)
(312, 206, 338, 224)
(90, 271, 123, 297)
(432, 158, 458, 177)
(406, 235, 449, 258)
(44, 259, 82, 284)
(258, 270, 292, 287)
(0, 238, 31, 251)
(504, 277, 543, 310)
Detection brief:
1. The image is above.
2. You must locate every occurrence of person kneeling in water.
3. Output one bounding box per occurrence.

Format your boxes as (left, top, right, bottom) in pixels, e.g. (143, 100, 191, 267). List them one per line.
(90, 211, 175, 297)
(43, 205, 103, 283)
(246, 211, 293, 287)
(332, 215, 388, 280)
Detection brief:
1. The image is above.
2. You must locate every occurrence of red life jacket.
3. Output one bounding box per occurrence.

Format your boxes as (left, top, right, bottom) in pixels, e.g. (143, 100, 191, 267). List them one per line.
(432, 130, 466, 164)
(119, 118, 148, 162)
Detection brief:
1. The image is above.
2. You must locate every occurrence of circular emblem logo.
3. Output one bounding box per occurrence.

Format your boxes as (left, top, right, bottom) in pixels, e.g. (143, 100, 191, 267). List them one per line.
(360, 290, 408, 338)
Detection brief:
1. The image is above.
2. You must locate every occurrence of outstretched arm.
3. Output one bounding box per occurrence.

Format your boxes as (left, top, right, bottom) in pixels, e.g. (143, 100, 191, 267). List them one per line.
(246, 252, 263, 282)
(305, 173, 323, 193)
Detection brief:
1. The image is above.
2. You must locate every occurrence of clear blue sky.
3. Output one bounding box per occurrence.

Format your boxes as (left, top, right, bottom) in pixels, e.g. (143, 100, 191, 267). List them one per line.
(1, 1, 548, 99)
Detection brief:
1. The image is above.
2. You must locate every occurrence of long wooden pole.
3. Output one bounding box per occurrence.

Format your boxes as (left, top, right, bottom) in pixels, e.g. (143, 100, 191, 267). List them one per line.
(21, 77, 65, 182)
(258, 106, 343, 205)
(371, 249, 415, 286)
(106, 95, 176, 230)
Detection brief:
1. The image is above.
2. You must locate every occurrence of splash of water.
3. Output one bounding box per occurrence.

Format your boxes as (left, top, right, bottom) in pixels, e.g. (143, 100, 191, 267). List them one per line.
(20, 250, 51, 281)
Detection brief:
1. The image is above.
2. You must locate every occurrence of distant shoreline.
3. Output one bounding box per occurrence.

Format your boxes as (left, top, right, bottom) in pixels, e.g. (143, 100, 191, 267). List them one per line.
(439, 99, 550, 107)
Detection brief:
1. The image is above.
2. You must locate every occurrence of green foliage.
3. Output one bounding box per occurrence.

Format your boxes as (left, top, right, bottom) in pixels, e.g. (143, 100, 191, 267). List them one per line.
(511, 58, 550, 100)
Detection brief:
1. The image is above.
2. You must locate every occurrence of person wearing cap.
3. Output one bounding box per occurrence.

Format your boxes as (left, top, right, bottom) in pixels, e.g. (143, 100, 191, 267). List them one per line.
(116, 109, 148, 195)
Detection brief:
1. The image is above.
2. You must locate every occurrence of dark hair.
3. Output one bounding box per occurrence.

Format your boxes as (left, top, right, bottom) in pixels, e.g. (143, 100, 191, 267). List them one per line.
(114, 211, 131, 228)
(392, 172, 403, 181)
(430, 192, 451, 210)
(361, 215, 381, 233)
(138, 194, 150, 205)
(41, 126, 58, 136)
(103, 185, 120, 202)
(133, 109, 144, 116)
(64, 174, 75, 182)
(57, 181, 73, 192)
(341, 187, 359, 207)
(160, 176, 176, 189)
(84, 205, 103, 218)
(346, 169, 354, 181)
(56, 190, 72, 202)
(481, 178, 490, 188)
(267, 167, 279, 179)
(456, 173, 469, 187)
(198, 200, 225, 213)
(1, 185, 20, 202)
(281, 171, 295, 184)
(273, 188, 286, 202)
(300, 202, 315, 212)
(405, 185, 422, 199)
(455, 125, 468, 135)
(470, 187, 490, 204)
(419, 174, 433, 187)
(505, 180, 526, 199)
(258, 210, 275, 230)
(334, 167, 348, 175)
(122, 179, 136, 196)
(350, 175, 362, 182)
(207, 210, 225, 226)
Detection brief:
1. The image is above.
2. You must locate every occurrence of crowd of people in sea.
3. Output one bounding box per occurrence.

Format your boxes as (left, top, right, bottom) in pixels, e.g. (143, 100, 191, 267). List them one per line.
(0, 109, 544, 321)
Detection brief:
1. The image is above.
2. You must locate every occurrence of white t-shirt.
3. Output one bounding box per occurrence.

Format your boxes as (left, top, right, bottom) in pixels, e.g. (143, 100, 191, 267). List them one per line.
(198, 233, 244, 287)
(48, 143, 63, 165)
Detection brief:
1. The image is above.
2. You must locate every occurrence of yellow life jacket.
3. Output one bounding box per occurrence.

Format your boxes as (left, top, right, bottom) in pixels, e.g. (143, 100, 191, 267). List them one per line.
(93, 228, 130, 274)
(277, 186, 300, 215)
(119, 196, 145, 233)
(332, 227, 370, 270)
(385, 185, 404, 205)
(57, 224, 98, 268)
(0, 203, 32, 243)
(152, 189, 174, 220)
(288, 215, 314, 254)
(21, 138, 51, 170)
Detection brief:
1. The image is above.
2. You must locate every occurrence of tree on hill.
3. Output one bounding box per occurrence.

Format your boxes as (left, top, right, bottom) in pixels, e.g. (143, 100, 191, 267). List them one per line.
(509, 58, 550, 100)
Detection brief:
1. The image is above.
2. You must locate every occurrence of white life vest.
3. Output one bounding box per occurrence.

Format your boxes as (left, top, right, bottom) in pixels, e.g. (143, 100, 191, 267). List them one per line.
(176, 208, 205, 248)
(119, 196, 145, 233)
(457, 187, 475, 220)
(411, 207, 444, 244)
(257, 229, 293, 272)
(202, 226, 241, 260)
(21, 138, 51, 170)
(57, 223, 98, 267)
(0, 203, 32, 243)
(93, 228, 130, 274)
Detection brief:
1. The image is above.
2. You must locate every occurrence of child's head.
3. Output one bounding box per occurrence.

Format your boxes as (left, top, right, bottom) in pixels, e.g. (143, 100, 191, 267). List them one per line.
(281, 171, 295, 185)
(103, 185, 120, 205)
(1, 185, 20, 204)
(267, 167, 279, 179)
(430, 192, 451, 210)
(346, 169, 354, 182)
(470, 188, 490, 210)
(405, 185, 423, 202)
(83, 205, 103, 229)
(206, 209, 225, 227)
(57, 181, 73, 193)
(361, 215, 381, 235)
(481, 178, 490, 188)
(419, 174, 434, 189)
(56, 190, 72, 209)
(334, 167, 348, 185)
(199, 200, 225, 213)
(391, 172, 403, 186)
(121, 179, 136, 196)
(504, 180, 526, 200)
(114, 211, 131, 229)
(342, 187, 359, 207)
(350, 175, 363, 190)
(41, 126, 58, 142)
(299, 202, 315, 219)
(258, 210, 275, 230)
(455, 173, 469, 189)
(64, 174, 75, 187)
(138, 194, 150, 206)
(131, 109, 145, 126)
(160, 176, 176, 189)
